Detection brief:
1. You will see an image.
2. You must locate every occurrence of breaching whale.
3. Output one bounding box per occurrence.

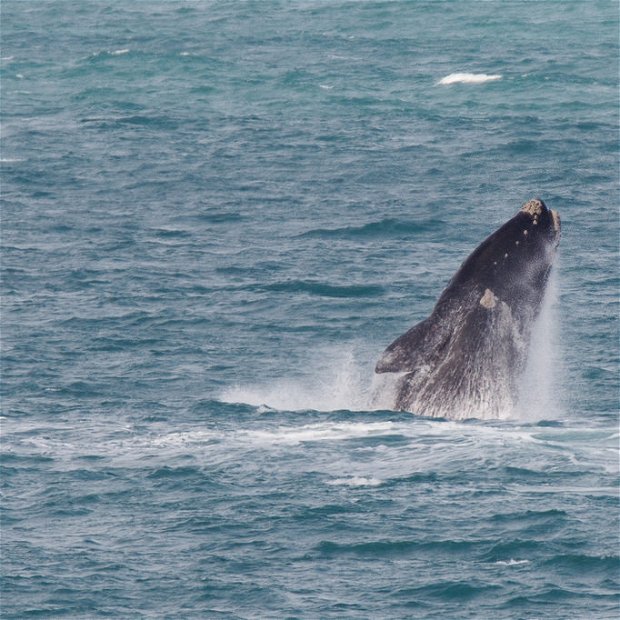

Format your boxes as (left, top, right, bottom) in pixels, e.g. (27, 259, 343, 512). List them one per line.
(375, 198, 561, 420)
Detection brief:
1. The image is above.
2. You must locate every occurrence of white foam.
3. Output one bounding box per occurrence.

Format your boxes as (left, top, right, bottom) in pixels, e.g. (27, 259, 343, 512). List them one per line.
(238, 421, 396, 446)
(495, 559, 530, 566)
(110, 49, 130, 56)
(149, 430, 217, 447)
(327, 476, 383, 487)
(438, 72, 502, 85)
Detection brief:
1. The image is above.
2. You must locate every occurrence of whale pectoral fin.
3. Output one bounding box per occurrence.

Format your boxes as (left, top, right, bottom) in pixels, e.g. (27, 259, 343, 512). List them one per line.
(375, 317, 450, 373)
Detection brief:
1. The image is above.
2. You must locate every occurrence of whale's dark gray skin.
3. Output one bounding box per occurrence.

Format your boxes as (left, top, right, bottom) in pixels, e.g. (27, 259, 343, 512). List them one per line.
(375, 198, 561, 420)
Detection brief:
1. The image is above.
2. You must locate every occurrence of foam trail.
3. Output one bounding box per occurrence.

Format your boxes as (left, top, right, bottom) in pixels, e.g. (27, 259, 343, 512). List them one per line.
(516, 266, 563, 421)
(438, 72, 502, 85)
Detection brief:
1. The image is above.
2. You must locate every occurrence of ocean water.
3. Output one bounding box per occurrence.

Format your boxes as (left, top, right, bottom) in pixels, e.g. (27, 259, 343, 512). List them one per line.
(1, 1, 619, 618)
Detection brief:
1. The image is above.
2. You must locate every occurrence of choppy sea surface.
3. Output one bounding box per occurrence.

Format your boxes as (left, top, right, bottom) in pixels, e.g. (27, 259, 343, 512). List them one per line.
(2, 1, 619, 618)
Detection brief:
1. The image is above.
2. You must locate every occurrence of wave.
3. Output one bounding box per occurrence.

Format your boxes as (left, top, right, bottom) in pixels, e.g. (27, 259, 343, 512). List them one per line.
(438, 72, 502, 85)
(263, 280, 384, 298)
(79, 115, 179, 130)
(494, 559, 531, 567)
(327, 476, 383, 487)
(315, 539, 482, 558)
(299, 217, 444, 239)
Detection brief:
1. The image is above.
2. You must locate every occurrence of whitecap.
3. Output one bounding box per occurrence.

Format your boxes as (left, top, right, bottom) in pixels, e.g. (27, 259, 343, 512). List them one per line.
(110, 49, 130, 56)
(495, 559, 531, 566)
(327, 476, 383, 487)
(438, 72, 502, 85)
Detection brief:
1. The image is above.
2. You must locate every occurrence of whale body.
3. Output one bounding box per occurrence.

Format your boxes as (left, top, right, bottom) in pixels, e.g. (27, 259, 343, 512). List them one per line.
(375, 198, 561, 420)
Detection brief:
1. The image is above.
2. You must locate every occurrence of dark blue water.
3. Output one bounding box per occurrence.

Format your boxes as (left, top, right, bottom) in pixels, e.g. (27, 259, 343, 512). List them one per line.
(2, 1, 619, 618)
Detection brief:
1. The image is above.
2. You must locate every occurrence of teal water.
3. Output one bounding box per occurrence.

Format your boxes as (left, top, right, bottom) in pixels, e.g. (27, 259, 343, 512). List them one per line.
(2, 1, 619, 618)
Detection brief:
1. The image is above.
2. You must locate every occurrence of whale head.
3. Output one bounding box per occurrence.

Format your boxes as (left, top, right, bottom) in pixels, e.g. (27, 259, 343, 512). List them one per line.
(441, 198, 561, 319)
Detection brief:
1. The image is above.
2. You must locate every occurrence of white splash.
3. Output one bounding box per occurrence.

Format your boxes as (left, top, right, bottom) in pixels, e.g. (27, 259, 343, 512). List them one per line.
(516, 266, 563, 421)
(220, 346, 377, 412)
(438, 72, 502, 85)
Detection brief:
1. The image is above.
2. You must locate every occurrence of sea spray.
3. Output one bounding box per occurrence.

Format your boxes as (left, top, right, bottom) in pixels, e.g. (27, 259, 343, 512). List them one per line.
(516, 265, 563, 421)
(220, 344, 378, 412)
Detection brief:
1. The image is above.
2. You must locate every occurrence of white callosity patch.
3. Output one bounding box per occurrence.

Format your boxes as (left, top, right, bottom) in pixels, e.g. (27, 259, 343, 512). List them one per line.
(479, 288, 497, 309)
(520, 199, 544, 217)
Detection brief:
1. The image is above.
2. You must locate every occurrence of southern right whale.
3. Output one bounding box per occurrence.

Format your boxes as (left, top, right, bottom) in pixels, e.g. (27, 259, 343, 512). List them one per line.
(375, 198, 561, 420)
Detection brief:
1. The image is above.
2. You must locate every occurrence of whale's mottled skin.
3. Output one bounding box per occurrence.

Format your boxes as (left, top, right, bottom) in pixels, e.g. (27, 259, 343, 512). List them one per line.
(375, 199, 561, 420)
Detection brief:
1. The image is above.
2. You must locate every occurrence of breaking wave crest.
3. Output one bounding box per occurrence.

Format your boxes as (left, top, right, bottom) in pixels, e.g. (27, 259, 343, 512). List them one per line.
(438, 72, 502, 85)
